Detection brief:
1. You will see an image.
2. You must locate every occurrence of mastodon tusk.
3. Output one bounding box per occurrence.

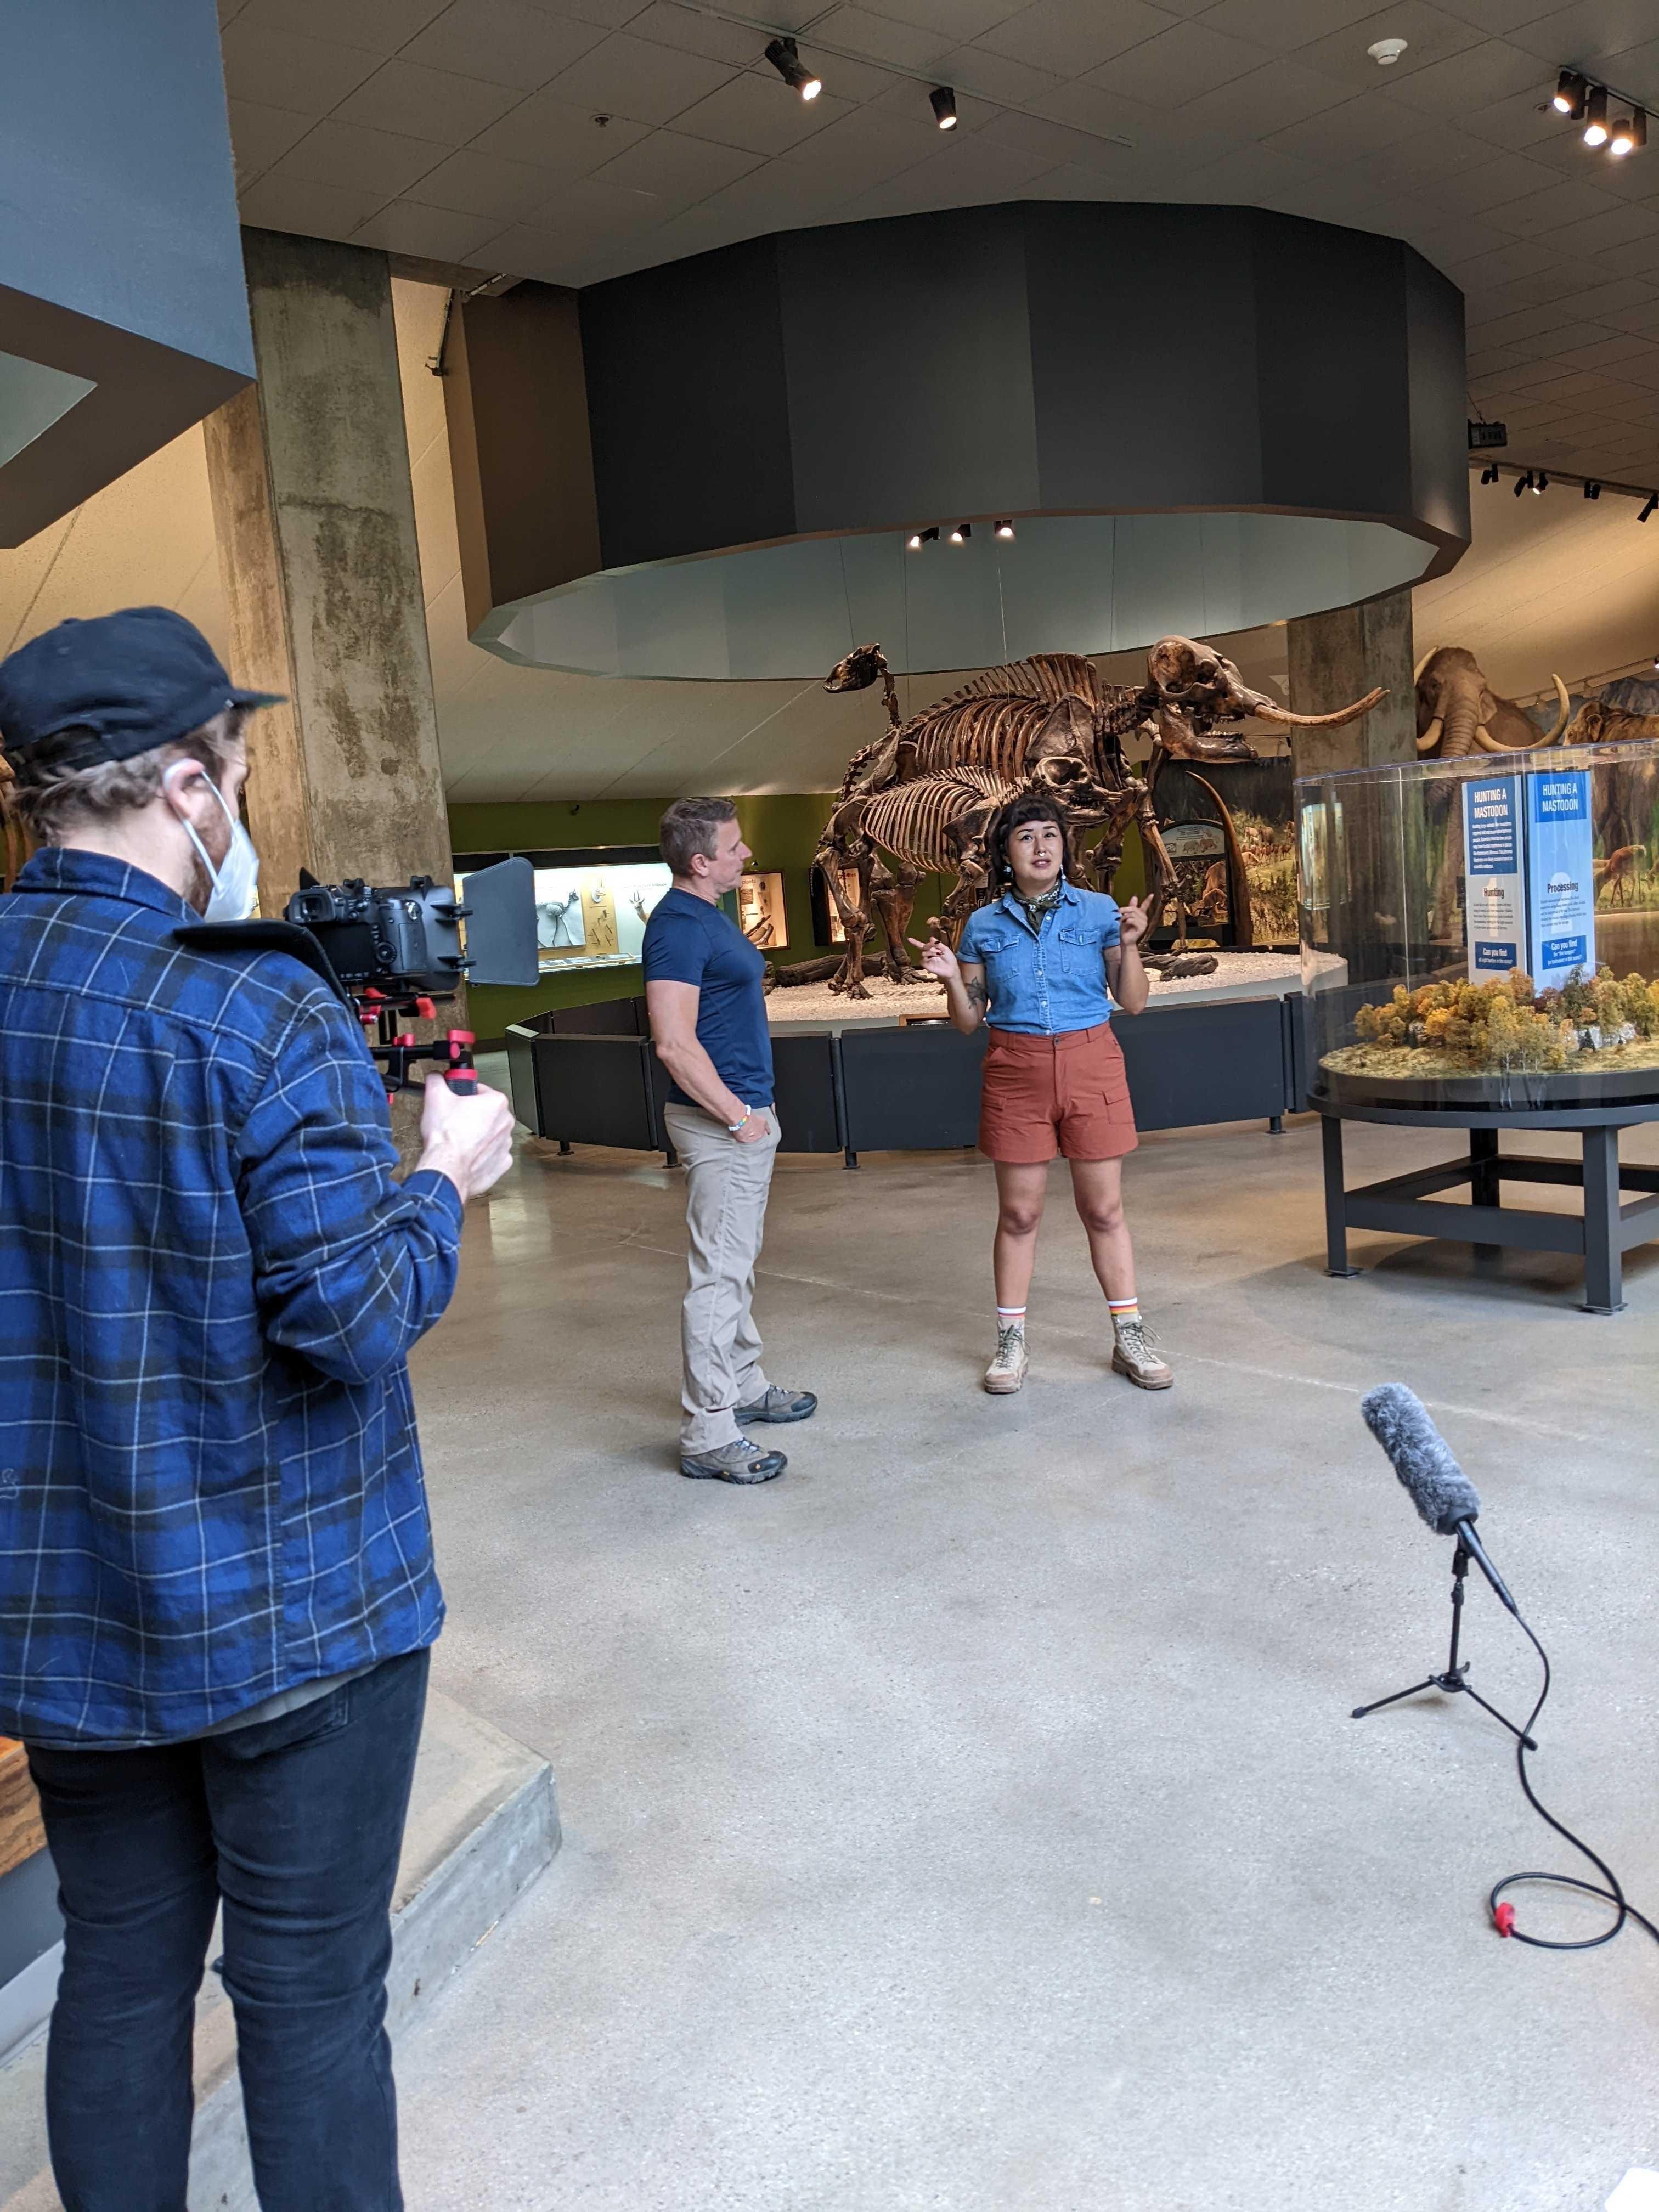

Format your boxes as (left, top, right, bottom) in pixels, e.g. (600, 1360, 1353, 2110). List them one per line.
(1413, 648, 1436, 684)
(1472, 724, 1508, 753)
(1537, 672, 1570, 746)
(1249, 685, 1386, 729)
(1416, 716, 1443, 755)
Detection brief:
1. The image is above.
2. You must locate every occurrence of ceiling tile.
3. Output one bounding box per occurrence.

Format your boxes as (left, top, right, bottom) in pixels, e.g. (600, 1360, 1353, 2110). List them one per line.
(804, 5, 952, 70)
(1382, 37, 1555, 116)
(1259, 91, 1431, 166)
(1408, 0, 1546, 26)
(1290, 4, 1487, 97)
(227, 99, 319, 187)
(1169, 59, 1357, 142)
(333, 58, 528, 142)
(472, 95, 652, 170)
(1579, 237, 1659, 277)
(1504, 2, 1659, 69)
(1541, 201, 1659, 255)
(775, 109, 937, 186)
(609, 2, 764, 67)
(586, 126, 765, 201)
(260, 118, 449, 198)
(979, 106, 1125, 171)
(1189, 0, 1383, 52)
(669, 74, 854, 156)
(405, 145, 565, 217)
(238, 172, 392, 238)
(1178, 142, 1324, 207)
(1091, 19, 1279, 108)
(537, 32, 739, 125)
(1481, 177, 1627, 236)
(552, 0, 657, 22)
(876, 0, 1028, 37)
(352, 201, 505, 258)
(975, 0, 1182, 77)
(940, 44, 1064, 108)
(400, 0, 611, 88)
(227, 0, 449, 52)
(1418, 148, 1571, 213)
(219, 20, 385, 111)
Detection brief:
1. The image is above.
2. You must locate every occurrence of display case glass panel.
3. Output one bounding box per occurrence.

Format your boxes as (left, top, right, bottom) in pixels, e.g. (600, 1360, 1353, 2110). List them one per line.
(1297, 739, 1659, 1110)
(456, 856, 670, 974)
(736, 870, 787, 950)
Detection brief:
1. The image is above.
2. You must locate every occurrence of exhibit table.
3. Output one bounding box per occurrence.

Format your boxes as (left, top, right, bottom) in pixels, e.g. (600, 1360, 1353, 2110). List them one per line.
(1316, 1097, 1659, 1314)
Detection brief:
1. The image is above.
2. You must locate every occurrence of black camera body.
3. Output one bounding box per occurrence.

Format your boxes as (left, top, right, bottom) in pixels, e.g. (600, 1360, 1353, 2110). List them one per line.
(284, 873, 469, 999)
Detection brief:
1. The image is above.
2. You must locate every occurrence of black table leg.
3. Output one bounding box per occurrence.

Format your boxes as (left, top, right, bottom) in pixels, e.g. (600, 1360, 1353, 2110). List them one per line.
(1581, 1126, 1624, 1314)
(1469, 1126, 1500, 1262)
(1322, 1113, 1358, 1278)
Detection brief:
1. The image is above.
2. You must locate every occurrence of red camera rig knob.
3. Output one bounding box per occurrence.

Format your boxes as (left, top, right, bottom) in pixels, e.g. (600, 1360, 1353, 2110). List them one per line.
(445, 1027, 477, 1095)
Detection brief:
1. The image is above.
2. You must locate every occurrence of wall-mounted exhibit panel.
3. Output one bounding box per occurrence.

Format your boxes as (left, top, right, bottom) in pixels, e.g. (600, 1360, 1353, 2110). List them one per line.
(453, 202, 1469, 682)
(458, 846, 669, 977)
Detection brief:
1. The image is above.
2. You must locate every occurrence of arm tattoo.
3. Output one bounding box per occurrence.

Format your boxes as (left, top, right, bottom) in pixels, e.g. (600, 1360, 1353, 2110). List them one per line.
(966, 977, 989, 1014)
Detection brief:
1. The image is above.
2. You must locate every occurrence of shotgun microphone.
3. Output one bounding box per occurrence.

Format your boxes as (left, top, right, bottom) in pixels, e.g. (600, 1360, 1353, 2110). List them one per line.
(1360, 1383, 1518, 1614)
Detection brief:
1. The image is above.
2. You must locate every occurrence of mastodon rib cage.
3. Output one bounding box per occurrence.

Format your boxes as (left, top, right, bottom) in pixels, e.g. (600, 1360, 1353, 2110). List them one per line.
(861, 770, 1013, 871)
(882, 655, 1112, 775)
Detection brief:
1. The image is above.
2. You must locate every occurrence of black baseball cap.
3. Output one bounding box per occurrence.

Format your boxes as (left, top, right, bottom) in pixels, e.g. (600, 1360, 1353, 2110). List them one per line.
(0, 607, 284, 770)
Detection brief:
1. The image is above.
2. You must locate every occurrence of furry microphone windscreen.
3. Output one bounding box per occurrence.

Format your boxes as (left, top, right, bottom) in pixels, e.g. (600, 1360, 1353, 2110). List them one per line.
(1360, 1383, 1482, 1536)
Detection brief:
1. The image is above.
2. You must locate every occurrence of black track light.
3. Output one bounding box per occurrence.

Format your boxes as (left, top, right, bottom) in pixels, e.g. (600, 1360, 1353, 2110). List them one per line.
(930, 85, 957, 129)
(1514, 471, 1532, 497)
(1583, 84, 1609, 146)
(1610, 107, 1646, 157)
(907, 526, 938, 548)
(1640, 494, 1657, 522)
(994, 519, 1014, 539)
(948, 522, 972, 543)
(765, 37, 821, 100)
(1480, 463, 1499, 484)
(1533, 471, 1548, 493)
(1553, 68, 1588, 118)
(1585, 479, 1602, 498)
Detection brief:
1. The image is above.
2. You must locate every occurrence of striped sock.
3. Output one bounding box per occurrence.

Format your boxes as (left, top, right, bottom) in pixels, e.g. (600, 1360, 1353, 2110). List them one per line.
(996, 1306, 1026, 1332)
(1108, 1297, 1140, 1334)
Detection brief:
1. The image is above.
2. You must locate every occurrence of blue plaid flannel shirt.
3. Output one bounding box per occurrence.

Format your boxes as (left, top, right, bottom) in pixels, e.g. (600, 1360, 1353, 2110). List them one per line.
(0, 847, 462, 1747)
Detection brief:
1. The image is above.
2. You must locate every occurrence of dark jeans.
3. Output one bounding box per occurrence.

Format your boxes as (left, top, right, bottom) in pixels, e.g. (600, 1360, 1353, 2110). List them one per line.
(26, 1646, 430, 2212)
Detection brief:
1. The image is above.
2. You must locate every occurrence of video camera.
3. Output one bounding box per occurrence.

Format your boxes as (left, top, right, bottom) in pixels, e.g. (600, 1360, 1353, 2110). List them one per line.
(282, 856, 538, 1098)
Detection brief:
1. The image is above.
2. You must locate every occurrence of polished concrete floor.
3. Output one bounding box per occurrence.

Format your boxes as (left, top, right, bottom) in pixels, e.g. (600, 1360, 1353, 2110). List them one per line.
(395, 1103, 1659, 2212)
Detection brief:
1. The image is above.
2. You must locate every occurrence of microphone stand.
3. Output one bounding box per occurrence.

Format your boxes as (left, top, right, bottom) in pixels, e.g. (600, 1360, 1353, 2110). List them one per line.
(1351, 1540, 1537, 1747)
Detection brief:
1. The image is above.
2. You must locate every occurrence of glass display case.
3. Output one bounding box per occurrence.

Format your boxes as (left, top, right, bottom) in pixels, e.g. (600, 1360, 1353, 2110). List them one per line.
(1297, 738, 1659, 1111)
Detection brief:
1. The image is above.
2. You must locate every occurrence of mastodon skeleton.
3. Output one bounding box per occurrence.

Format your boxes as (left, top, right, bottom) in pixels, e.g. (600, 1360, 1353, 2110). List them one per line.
(816, 637, 1381, 994)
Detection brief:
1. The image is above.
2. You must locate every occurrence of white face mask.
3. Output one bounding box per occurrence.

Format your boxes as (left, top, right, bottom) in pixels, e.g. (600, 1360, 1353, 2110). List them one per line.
(176, 774, 260, 921)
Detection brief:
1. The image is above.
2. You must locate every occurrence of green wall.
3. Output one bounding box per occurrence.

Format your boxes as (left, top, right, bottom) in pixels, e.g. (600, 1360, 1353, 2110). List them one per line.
(451, 793, 954, 1041)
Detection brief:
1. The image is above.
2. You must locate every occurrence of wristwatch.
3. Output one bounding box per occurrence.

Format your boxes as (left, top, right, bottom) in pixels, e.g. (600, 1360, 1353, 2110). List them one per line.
(726, 1105, 751, 1132)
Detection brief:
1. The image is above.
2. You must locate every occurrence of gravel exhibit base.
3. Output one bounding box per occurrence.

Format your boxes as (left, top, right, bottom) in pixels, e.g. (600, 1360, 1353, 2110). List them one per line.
(765, 952, 1302, 1026)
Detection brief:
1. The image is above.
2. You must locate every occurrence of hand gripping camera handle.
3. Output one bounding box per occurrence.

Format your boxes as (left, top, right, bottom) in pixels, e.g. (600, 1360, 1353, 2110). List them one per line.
(444, 1028, 477, 1096)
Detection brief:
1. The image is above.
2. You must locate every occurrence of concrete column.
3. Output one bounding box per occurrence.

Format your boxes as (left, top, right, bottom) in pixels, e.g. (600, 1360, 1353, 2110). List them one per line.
(1285, 586, 1416, 778)
(202, 229, 450, 913)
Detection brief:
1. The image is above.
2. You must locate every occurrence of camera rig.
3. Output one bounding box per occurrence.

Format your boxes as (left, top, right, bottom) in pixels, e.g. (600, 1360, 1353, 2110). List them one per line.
(177, 857, 537, 1102)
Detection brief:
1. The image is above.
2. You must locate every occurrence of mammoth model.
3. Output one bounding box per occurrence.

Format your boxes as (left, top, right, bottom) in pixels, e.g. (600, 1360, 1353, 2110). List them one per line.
(1414, 645, 1570, 758)
(813, 637, 1383, 995)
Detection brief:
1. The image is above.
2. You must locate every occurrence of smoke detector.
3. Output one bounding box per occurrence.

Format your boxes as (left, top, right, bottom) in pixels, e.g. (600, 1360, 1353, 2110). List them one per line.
(1368, 36, 1408, 65)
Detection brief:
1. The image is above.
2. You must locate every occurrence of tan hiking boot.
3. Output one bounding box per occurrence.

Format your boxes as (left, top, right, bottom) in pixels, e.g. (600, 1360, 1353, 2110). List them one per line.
(984, 1322, 1029, 1395)
(1111, 1316, 1172, 1390)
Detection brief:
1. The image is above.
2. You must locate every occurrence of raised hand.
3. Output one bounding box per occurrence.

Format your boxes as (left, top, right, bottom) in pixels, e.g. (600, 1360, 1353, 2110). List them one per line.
(1118, 895, 1149, 948)
(909, 932, 960, 981)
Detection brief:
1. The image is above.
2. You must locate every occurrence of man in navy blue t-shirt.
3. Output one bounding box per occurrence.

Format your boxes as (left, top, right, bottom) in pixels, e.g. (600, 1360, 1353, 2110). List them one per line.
(642, 799, 817, 1483)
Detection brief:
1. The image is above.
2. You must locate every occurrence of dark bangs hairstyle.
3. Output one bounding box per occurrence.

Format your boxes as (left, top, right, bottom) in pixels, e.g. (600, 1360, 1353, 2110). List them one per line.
(986, 791, 1078, 888)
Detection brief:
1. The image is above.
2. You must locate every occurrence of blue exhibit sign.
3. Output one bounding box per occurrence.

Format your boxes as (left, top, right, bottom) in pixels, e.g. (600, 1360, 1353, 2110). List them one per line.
(1526, 768, 1595, 985)
(1462, 777, 1524, 982)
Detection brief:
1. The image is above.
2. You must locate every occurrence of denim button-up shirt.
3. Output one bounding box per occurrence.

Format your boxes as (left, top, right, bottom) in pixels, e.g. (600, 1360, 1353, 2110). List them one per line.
(957, 879, 1121, 1035)
(0, 848, 460, 1746)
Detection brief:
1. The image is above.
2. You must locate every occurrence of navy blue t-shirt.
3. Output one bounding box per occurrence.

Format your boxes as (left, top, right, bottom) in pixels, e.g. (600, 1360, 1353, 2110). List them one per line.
(641, 887, 775, 1108)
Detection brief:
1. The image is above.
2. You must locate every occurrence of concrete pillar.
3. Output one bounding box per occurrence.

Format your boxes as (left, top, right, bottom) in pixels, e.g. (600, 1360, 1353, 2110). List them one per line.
(1285, 585, 1416, 778)
(202, 229, 450, 913)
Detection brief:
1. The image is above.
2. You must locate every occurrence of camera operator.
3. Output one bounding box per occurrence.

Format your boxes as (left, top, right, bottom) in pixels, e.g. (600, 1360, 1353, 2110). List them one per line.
(0, 608, 514, 2212)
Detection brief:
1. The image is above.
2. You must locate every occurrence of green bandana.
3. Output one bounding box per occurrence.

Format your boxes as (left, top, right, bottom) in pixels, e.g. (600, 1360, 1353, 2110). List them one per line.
(1012, 881, 1065, 929)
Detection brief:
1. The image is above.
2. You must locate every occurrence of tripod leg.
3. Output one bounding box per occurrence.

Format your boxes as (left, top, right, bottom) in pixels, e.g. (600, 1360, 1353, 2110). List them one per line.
(1351, 1677, 1440, 1721)
(1458, 1681, 1538, 1750)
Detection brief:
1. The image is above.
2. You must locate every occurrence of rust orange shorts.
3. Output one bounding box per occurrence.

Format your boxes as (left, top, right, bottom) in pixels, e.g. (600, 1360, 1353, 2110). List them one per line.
(978, 1022, 1139, 1164)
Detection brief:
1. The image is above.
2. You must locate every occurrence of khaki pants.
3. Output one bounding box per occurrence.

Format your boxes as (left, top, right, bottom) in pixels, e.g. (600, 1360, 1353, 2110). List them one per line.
(664, 1101, 781, 1453)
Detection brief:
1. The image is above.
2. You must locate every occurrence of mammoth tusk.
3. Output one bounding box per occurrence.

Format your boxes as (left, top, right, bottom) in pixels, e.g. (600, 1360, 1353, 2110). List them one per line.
(1537, 672, 1570, 746)
(1413, 648, 1436, 685)
(1249, 685, 1386, 730)
(1416, 716, 1443, 755)
(1472, 724, 1509, 753)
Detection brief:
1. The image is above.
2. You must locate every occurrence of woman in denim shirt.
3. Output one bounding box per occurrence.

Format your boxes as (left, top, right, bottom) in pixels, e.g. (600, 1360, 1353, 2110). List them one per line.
(916, 793, 1170, 1396)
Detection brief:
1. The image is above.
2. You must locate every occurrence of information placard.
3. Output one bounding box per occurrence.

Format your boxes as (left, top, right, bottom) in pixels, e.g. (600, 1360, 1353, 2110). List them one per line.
(1462, 776, 1523, 979)
(1526, 768, 1595, 986)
